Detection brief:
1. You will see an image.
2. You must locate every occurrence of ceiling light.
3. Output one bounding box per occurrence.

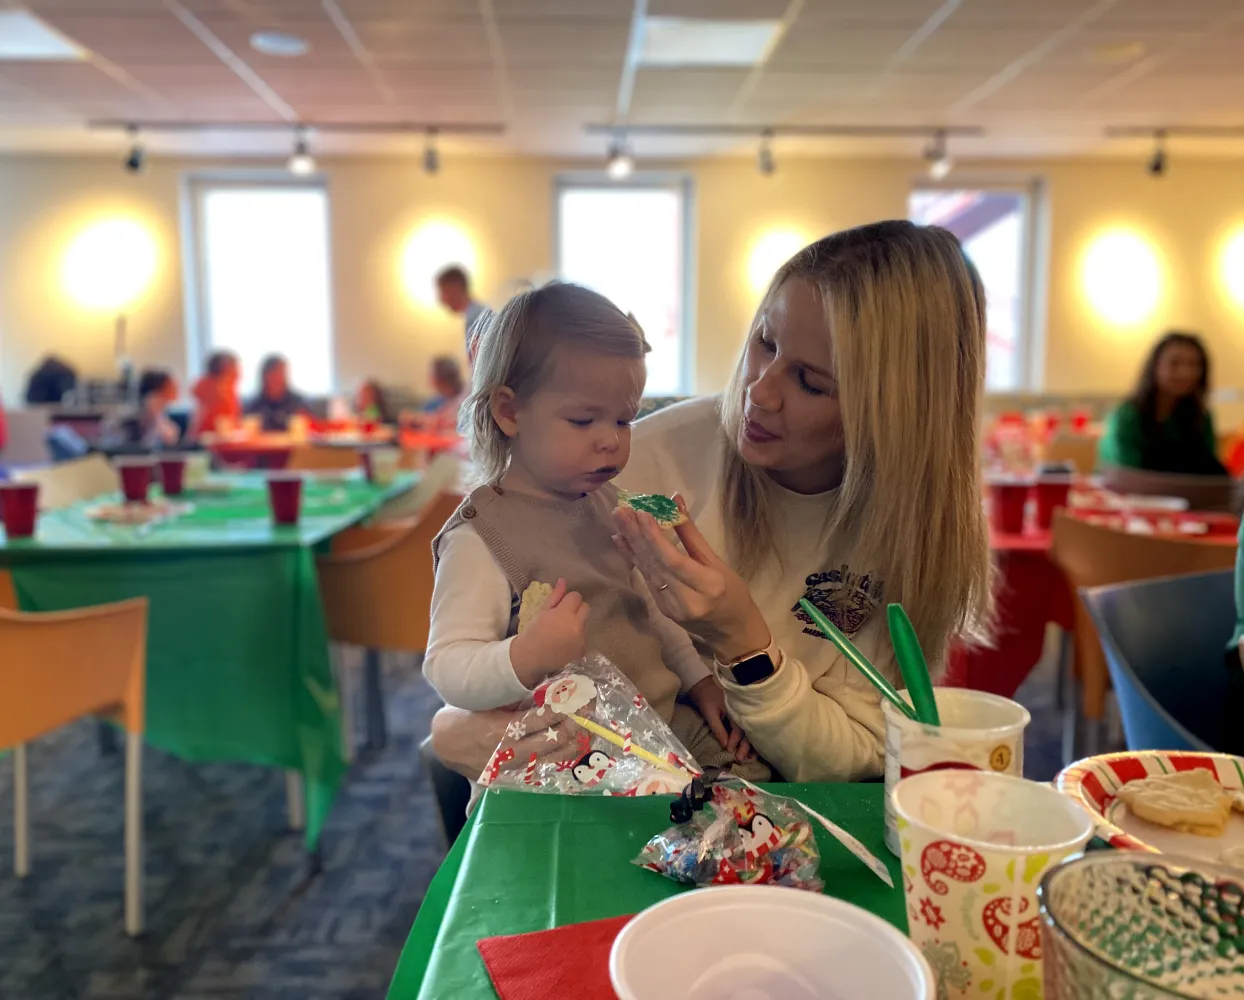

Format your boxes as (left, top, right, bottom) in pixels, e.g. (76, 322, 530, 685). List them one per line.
(1147, 131, 1167, 177)
(287, 132, 316, 176)
(923, 130, 953, 180)
(606, 141, 633, 181)
(423, 129, 440, 175)
(250, 30, 309, 57)
(123, 125, 144, 175)
(757, 132, 776, 176)
(640, 16, 782, 67)
(0, 10, 85, 60)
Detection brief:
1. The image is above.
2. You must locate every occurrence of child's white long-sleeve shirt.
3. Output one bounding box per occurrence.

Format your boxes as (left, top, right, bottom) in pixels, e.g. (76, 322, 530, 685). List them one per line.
(423, 522, 710, 712)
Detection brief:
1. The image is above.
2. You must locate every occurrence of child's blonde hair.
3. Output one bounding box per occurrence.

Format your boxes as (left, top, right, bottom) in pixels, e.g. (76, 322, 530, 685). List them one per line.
(463, 282, 649, 484)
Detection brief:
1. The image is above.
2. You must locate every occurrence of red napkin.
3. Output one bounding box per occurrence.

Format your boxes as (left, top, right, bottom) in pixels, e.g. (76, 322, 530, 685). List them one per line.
(477, 914, 633, 1000)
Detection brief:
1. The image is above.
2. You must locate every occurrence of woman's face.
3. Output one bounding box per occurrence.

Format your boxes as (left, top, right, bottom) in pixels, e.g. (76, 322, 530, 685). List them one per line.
(264, 362, 288, 398)
(736, 277, 845, 494)
(1154, 341, 1203, 400)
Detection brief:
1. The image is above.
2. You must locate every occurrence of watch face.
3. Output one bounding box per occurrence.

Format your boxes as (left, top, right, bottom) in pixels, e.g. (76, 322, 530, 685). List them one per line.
(732, 653, 776, 686)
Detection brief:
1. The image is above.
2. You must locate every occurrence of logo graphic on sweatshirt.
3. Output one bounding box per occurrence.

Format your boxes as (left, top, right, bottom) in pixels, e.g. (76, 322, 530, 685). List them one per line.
(792, 565, 883, 638)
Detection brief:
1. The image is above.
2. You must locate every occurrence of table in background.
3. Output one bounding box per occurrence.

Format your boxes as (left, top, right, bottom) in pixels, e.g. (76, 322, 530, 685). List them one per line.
(0, 471, 417, 847)
(387, 784, 901, 1000)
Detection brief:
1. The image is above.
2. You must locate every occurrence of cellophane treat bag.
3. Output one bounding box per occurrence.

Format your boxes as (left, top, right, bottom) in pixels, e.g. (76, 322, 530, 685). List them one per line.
(477, 654, 701, 796)
(633, 777, 824, 892)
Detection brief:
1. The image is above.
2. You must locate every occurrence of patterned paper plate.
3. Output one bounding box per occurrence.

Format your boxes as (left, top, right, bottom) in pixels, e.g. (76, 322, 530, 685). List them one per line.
(1056, 751, 1244, 866)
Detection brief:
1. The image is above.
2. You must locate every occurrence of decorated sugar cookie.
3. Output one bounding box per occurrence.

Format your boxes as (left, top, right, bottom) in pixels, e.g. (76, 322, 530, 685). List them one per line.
(616, 489, 687, 528)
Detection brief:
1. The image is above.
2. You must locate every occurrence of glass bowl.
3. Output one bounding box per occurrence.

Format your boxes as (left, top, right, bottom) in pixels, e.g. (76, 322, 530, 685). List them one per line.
(1038, 852, 1244, 998)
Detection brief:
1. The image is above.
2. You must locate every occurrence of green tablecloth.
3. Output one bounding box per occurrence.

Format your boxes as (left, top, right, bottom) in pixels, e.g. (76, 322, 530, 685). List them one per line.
(0, 472, 417, 848)
(388, 783, 901, 999)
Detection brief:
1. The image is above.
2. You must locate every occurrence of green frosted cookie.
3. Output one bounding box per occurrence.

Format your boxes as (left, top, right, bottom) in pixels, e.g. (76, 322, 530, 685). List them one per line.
(617, 489, 687, 527)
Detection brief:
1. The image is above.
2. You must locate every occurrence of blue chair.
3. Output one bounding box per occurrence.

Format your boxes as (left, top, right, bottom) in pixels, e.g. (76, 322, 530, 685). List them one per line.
(1081, 571, 1237, 752)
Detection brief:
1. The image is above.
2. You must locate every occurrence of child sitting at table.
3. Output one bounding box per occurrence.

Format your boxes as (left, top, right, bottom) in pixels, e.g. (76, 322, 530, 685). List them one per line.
(424, 282, 765, 783)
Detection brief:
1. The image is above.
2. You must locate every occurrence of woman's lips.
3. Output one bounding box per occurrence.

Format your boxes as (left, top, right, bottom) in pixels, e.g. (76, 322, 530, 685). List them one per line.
(743, 417, 780, 444)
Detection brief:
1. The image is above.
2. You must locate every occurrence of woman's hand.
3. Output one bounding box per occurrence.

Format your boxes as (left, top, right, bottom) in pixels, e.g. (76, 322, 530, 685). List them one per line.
(686, 676, 753, 762)
(612, 496, 772, 663)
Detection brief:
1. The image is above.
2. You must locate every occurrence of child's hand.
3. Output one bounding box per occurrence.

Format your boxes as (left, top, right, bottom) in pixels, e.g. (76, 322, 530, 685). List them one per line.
(510, 578, 590, 687)
(687, 676, 753, 763)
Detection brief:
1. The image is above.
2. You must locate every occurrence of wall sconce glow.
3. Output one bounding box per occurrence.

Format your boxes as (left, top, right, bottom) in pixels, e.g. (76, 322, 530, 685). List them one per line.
(1218, 227, 1244, 311)
(1080, 228, 1162, 326)
(746, 229, 809, 296)
(62, 218, 158, 312)
(400, 219, 479, 309)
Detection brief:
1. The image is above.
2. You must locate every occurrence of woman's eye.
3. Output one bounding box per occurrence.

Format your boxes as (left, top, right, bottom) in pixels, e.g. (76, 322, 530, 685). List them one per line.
(756, 331, 776, 353)
(797, 371, 825, 396)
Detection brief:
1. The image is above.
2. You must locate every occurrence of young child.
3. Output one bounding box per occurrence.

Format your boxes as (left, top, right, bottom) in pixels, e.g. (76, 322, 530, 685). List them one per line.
(424, 282, 766, 782)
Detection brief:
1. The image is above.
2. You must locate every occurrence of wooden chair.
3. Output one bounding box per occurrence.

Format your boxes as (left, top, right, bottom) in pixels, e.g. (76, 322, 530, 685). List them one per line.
(316, 491, 462, 753)
(286, 445, 362, 472)
(1050, 510, 1238, 761)
(0, 598, 148, 935)
(14, 454, 115, 509)
(1101, 465, 1244, 514)
(1043, 433, 1099, 475)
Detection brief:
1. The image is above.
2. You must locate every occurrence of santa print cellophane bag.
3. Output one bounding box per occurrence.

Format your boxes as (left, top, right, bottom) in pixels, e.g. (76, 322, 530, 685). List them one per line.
(633, 777, 824, 892)
(476, 654, 701, 796)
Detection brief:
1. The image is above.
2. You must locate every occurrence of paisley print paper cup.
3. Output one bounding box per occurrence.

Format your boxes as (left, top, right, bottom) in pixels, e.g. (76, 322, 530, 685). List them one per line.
(883, 689, 1030, 856)
(892, 771, 1093, 1000)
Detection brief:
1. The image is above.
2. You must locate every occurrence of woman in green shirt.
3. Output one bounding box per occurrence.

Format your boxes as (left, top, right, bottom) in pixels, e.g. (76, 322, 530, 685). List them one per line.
(1098, 330, 1228, 476)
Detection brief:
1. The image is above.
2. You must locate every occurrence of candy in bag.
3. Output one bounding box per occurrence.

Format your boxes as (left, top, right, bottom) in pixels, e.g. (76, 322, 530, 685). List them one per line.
(477, 654, 701, 796)
(633, 776, 824, 892)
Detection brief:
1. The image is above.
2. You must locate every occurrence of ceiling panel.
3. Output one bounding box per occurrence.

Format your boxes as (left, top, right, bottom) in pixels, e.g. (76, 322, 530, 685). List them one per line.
(0, 0, 1242, 159)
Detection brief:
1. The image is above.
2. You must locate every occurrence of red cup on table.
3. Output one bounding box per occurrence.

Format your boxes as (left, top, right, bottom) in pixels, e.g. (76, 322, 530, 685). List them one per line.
(0, 482, 39, 538)
(156, 455, 187, 497)
(988, 478, 1030, 534)
(116, 459, 154, 504)
(1032, 475, 1073, 530)
(267, 473, 303, 526)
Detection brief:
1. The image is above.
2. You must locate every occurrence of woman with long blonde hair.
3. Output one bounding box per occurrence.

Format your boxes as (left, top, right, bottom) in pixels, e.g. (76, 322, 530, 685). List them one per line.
(612, 220, 992, 781)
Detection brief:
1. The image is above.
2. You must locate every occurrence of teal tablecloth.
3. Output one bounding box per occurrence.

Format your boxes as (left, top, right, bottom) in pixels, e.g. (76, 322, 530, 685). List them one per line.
(388, 783, 902, 999)
(0, 472, 417, 847)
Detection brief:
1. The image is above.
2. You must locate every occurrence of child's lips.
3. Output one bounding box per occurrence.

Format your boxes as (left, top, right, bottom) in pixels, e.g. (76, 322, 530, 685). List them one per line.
(585, 467, 618, 481)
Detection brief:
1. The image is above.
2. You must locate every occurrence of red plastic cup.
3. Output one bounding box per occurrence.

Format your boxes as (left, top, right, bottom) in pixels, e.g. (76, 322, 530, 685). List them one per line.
(0, 482, 39, 538)
(988, 480, 1030, 535)
(267, 474, 303, 526)
(157, 456, 186, 497)
(1032, 477, 1073, 530)
(117, 460, 153, 504)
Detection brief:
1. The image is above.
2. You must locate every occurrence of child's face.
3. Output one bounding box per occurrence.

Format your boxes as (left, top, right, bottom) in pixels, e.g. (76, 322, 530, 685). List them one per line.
(499, 348, 645, 500)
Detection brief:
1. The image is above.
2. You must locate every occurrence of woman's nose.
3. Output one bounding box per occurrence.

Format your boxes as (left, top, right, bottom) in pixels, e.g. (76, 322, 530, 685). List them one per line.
(747, 362, 783, 413)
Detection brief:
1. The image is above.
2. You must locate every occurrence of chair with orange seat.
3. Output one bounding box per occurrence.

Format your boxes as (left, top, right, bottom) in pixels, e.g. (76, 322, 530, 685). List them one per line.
(1050, 510, 1238, 761)
(316, 491, 462, 754)
(286, 445, 362, 473)
(0, 597, 148, 935)
(1043, 433, 1099, 475)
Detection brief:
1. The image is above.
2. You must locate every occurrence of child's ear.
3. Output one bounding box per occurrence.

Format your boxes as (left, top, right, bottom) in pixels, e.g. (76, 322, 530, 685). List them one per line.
(490, 386, 520, 438)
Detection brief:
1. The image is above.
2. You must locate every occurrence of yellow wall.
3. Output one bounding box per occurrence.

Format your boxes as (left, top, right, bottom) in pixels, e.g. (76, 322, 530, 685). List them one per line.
(0, 153, 1242, 410)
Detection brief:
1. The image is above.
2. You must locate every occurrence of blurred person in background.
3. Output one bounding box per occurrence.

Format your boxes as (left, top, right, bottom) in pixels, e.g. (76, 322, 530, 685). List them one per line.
(1098, 331, 1227, 476)
(404, 355, 466, 435)
(355, 379, 395, 425)
(106, 369, 181, 451)
(190, 350, 241, 438)
(245, 355, 309, 433)
(435, 265, 488, 357)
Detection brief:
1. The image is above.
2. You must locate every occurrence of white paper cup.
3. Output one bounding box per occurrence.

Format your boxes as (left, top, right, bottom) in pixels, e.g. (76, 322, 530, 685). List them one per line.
(883, 688, 1030, 856)
(369, 446, 400, 487)
(183, 453, 211, 486)
(892, 771, 1093, 1000)
(611, 885, 934, 999)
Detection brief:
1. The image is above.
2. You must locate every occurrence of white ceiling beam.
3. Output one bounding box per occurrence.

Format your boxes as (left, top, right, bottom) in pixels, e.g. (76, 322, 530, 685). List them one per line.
(322, 0, 396, 109)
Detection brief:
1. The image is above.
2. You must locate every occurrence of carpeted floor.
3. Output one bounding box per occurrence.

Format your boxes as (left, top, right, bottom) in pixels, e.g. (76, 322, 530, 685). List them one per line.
(0, 649, 1073, 1000)
(0, 654, 445, 1000)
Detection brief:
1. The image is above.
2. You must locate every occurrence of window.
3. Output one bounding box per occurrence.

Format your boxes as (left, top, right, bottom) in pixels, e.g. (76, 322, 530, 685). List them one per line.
(909, 187, 1037, 392)
(555, 178, 692, 397)
(188, 181, 334, 395)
